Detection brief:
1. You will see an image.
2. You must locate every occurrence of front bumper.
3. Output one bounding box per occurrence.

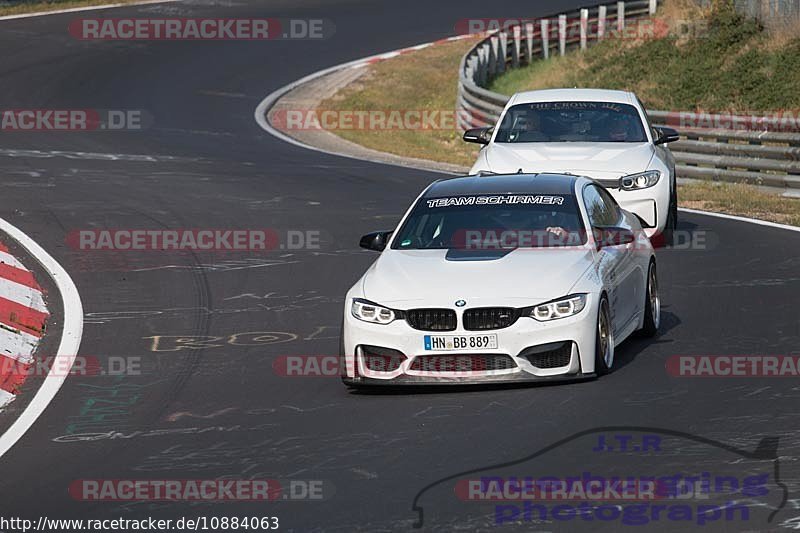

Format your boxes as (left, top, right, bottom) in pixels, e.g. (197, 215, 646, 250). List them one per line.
(342, 371, 596, 386)
(341, 295, 600, 385)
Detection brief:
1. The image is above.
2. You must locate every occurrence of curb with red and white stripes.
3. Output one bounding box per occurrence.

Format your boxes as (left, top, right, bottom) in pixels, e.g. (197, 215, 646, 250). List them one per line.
(0, 218, 83, 461)
(0, 240, 49, 408)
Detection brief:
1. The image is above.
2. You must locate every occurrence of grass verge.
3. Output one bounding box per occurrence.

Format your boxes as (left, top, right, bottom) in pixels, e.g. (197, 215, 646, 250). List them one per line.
(0, 0, 151, 17)
(680, 181, 800, 226)
(319, 38, 481, 167)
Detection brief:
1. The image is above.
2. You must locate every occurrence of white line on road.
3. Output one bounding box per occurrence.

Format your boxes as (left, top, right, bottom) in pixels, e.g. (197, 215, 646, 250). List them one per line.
(679, 207, 800, 234)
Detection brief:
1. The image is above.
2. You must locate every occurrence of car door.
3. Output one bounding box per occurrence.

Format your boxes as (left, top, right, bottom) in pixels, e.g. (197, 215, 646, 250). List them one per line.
(583, 184, 636, 336)
(595, 186, 641, 330)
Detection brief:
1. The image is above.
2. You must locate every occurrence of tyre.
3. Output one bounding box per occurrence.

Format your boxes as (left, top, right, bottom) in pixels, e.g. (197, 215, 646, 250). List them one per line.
(659, 188, 678, 248)
(639, 261, 660, 338)
(339, 319, 354, 387)
(594, 295, 615, 375)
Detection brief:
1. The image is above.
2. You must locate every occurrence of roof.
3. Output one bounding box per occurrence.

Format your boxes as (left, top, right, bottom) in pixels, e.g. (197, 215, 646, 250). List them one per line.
(509, 88, 637, 106)
(424, 173, 580, 197)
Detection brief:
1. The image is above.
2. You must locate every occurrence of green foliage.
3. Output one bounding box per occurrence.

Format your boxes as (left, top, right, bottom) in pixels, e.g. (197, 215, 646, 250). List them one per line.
(489, 7, 799, 112)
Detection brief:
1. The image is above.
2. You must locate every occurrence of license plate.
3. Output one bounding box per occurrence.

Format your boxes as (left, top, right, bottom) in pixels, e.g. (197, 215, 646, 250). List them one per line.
(423, 334, 498, 351)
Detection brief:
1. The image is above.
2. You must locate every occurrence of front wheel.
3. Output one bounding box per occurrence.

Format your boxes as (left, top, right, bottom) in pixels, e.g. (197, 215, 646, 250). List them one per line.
(659, 189, 678, 247)
(594, 296, 615, 375)
(639, 261, 661, 337)
(339, 319, 354, 387)
(638, 261, 660, 337)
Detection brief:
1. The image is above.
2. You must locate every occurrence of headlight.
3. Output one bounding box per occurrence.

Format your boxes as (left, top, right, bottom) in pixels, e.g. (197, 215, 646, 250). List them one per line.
(528, 294, 587, 321)
(620, 170, 660, 190)
(351, 298, 397, 325)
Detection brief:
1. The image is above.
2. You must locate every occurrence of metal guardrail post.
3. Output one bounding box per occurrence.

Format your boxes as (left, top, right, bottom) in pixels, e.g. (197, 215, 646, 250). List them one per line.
(540, 19, 550, 59)
(476, 45, 488, 85)
(488, 35, 499, 77)
(559, 15, 567, 56)
(475, 39, 484, 83)
(598, 5, 607, 39)
(617, 1, 626, 32)
(580, 9, 589, 50)
(498, 32, 508, 74)
(524, 22, 534, 63)
(649, 0, 657, 15)
(511, 25, 521, 68)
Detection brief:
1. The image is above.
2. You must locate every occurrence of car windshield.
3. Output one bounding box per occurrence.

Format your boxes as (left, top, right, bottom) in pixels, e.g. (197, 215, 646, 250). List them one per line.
(494, 101, 648, 143)
(391, 193, 587, 250)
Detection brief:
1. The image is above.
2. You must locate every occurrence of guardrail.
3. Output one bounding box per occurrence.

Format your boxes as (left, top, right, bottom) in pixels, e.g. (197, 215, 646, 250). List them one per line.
(456, 0, 800, 189)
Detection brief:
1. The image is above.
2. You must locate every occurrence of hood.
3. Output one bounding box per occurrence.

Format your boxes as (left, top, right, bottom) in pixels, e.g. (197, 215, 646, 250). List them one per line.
(361, 248, 595, 307)
(484, 142, 655, 179)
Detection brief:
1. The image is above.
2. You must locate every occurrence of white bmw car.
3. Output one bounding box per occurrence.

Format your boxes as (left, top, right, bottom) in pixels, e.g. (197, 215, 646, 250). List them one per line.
(464, 89, 680, 245)
(341, 173, 659, 387)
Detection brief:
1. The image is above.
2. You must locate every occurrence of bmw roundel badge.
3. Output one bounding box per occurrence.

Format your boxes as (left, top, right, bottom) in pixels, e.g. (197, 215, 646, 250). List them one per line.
(455, 300, 466, 307)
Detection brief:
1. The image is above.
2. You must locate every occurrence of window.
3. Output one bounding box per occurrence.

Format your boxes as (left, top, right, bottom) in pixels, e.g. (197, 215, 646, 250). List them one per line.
(494, 101, 648, 143)
(583, 185, 620, 228)
(636, 96, 656, 143)
(391, 193, 587, 249)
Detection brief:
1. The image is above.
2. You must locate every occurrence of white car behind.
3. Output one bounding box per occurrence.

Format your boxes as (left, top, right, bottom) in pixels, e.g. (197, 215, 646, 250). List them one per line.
(464, 88, 680, 245)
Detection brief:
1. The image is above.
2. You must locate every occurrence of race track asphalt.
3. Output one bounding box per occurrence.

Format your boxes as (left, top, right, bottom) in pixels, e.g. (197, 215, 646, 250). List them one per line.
(1, 1, 799, 531)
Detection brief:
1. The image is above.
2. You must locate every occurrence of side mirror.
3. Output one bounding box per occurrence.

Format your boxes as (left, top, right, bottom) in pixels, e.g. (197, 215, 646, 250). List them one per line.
(463, 127, 492, 145)
(359, 231, 392, 252)
(653, 126, 680, 145)
(594, 227, 636, 248)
